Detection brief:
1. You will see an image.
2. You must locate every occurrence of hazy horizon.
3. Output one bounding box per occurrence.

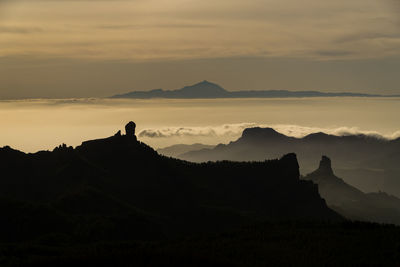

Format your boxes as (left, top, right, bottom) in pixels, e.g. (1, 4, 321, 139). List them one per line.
(1, 97, 399, 153)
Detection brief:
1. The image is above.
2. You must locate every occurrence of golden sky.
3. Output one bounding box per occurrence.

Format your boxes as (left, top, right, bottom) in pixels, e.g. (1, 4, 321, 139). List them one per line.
(1, 0, 400, 98)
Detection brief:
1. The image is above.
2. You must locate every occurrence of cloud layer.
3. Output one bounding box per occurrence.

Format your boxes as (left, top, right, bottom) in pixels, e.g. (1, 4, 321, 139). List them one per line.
(139, 123, 400, 141)
(139, 123, 256, 139)
(1, 0, 399, 61)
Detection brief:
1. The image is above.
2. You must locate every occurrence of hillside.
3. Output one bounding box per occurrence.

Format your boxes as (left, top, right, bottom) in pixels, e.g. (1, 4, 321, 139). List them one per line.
(157, 143, 215, 158)
(3, 122, 400, 266)
(304, 156, 400, 225)
(180, 127, 400, 196)
(0, 122, 341, 245)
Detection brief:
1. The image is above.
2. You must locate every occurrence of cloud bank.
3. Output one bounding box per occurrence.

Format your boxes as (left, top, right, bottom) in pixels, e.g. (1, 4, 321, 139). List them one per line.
(139, 123, 256, 139)
(139, 123, 400, 141)
(2, 0, 400, 61)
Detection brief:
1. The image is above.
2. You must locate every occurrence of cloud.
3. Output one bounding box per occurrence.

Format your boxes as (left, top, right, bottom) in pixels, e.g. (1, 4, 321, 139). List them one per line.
(96, 23, 215, 30)
(139, 123, 256, 138)
(270, 125, 400, 140)
(335, 33, 400, 43)
(315, 50, 355, 58)
(139, 123, 400, 141)
(2, 0, 400, 61)
(0, 26, 43, 34)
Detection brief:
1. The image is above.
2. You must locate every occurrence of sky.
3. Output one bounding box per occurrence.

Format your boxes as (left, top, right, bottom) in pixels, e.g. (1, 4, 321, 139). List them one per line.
(1, 0, 400, 99)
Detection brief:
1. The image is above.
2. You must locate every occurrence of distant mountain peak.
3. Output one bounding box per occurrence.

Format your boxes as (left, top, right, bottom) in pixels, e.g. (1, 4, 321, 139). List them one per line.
(241, 127, 285, 141)
(304, 132, 333, 141)
(200, 80, 212, 84)
(317, 156, 334, 176)
(199, 80, 222, 87)
(180, 80, 227, 93)
(199, 80, 216, 85)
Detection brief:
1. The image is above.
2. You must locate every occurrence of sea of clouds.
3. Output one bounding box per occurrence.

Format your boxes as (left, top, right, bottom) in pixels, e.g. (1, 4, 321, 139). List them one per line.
(139, 123, 400, 141)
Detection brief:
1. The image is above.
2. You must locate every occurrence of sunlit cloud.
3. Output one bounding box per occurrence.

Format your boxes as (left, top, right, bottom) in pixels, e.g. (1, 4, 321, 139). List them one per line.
(270, 125, 400, 140)
(139, 123, 400, 141)
(139, 123, 256, 138)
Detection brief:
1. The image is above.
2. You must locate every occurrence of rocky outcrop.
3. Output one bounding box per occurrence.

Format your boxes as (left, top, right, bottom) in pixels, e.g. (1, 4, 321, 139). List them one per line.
(316, 155, 334, 176)
(114, 130, 122, 137)
(125, 121, 136, 137)
(304, 156, 400, 225)
(279, 153, 300, 179)
(80, 121, 138, 149)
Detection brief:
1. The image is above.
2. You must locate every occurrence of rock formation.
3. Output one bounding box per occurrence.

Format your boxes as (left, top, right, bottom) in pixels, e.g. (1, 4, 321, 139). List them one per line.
(304, 156, 400, 225)
(114, 130, 122, 137)
(125, 121, 137, 139)
(317, 155, 334, 175)
(279, 153, 300, 179)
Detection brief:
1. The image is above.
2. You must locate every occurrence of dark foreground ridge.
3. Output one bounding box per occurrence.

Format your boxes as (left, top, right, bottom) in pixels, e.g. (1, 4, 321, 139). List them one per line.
(0, 122, 340, 240)
(1, 122, 400, 266)
(111, 80, 399, 99)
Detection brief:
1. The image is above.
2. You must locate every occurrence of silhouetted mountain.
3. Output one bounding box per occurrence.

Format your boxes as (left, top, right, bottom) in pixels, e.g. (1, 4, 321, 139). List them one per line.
(241, 127, 289, 142)
(112, 81, 230, 99)
(304, 156, 400, 225)
(0, 122, 343, 246)
(157, 143, 215, 158)
(111, 81, 398, 99)
(3, 123, 400, 266)
(180, 127, 400, 197)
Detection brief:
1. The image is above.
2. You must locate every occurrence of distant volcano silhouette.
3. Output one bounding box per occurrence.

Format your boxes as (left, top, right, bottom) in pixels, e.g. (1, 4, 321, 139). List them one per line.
(111, 81, 392, 99)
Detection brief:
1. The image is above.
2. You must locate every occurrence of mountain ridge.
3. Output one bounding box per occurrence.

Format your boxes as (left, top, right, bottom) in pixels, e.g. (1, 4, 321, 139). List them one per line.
(179, 127, 400, 196)
(0, 121, 342, 244)
(4, 123, 400, 266)
(111, 81, 400, 99)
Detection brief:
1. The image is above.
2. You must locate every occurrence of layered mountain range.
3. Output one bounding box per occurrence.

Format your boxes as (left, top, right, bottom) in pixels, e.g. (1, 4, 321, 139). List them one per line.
(305, 156, 400, 225)
(3, 122, 400, 266)
(0, 122, 340, 244)
(157, 143, 214, 158)
(177, 127, 400, 196)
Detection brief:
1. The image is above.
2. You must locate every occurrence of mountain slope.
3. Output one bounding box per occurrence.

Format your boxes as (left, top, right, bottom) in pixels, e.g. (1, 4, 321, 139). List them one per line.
(157, 143, 215, 158)
(111, 81, 230, 99)
(304, 156, 400, 225)
(180, 127, 400, 196)
(0, 122, 341, 243)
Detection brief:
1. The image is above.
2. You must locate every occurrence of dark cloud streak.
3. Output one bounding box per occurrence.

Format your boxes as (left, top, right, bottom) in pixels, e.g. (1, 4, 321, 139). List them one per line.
(315, 50, 355, 57)
(336, 33, 400, 43)
(0, 26, 43, 34)
(97, 23, 216, 30)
